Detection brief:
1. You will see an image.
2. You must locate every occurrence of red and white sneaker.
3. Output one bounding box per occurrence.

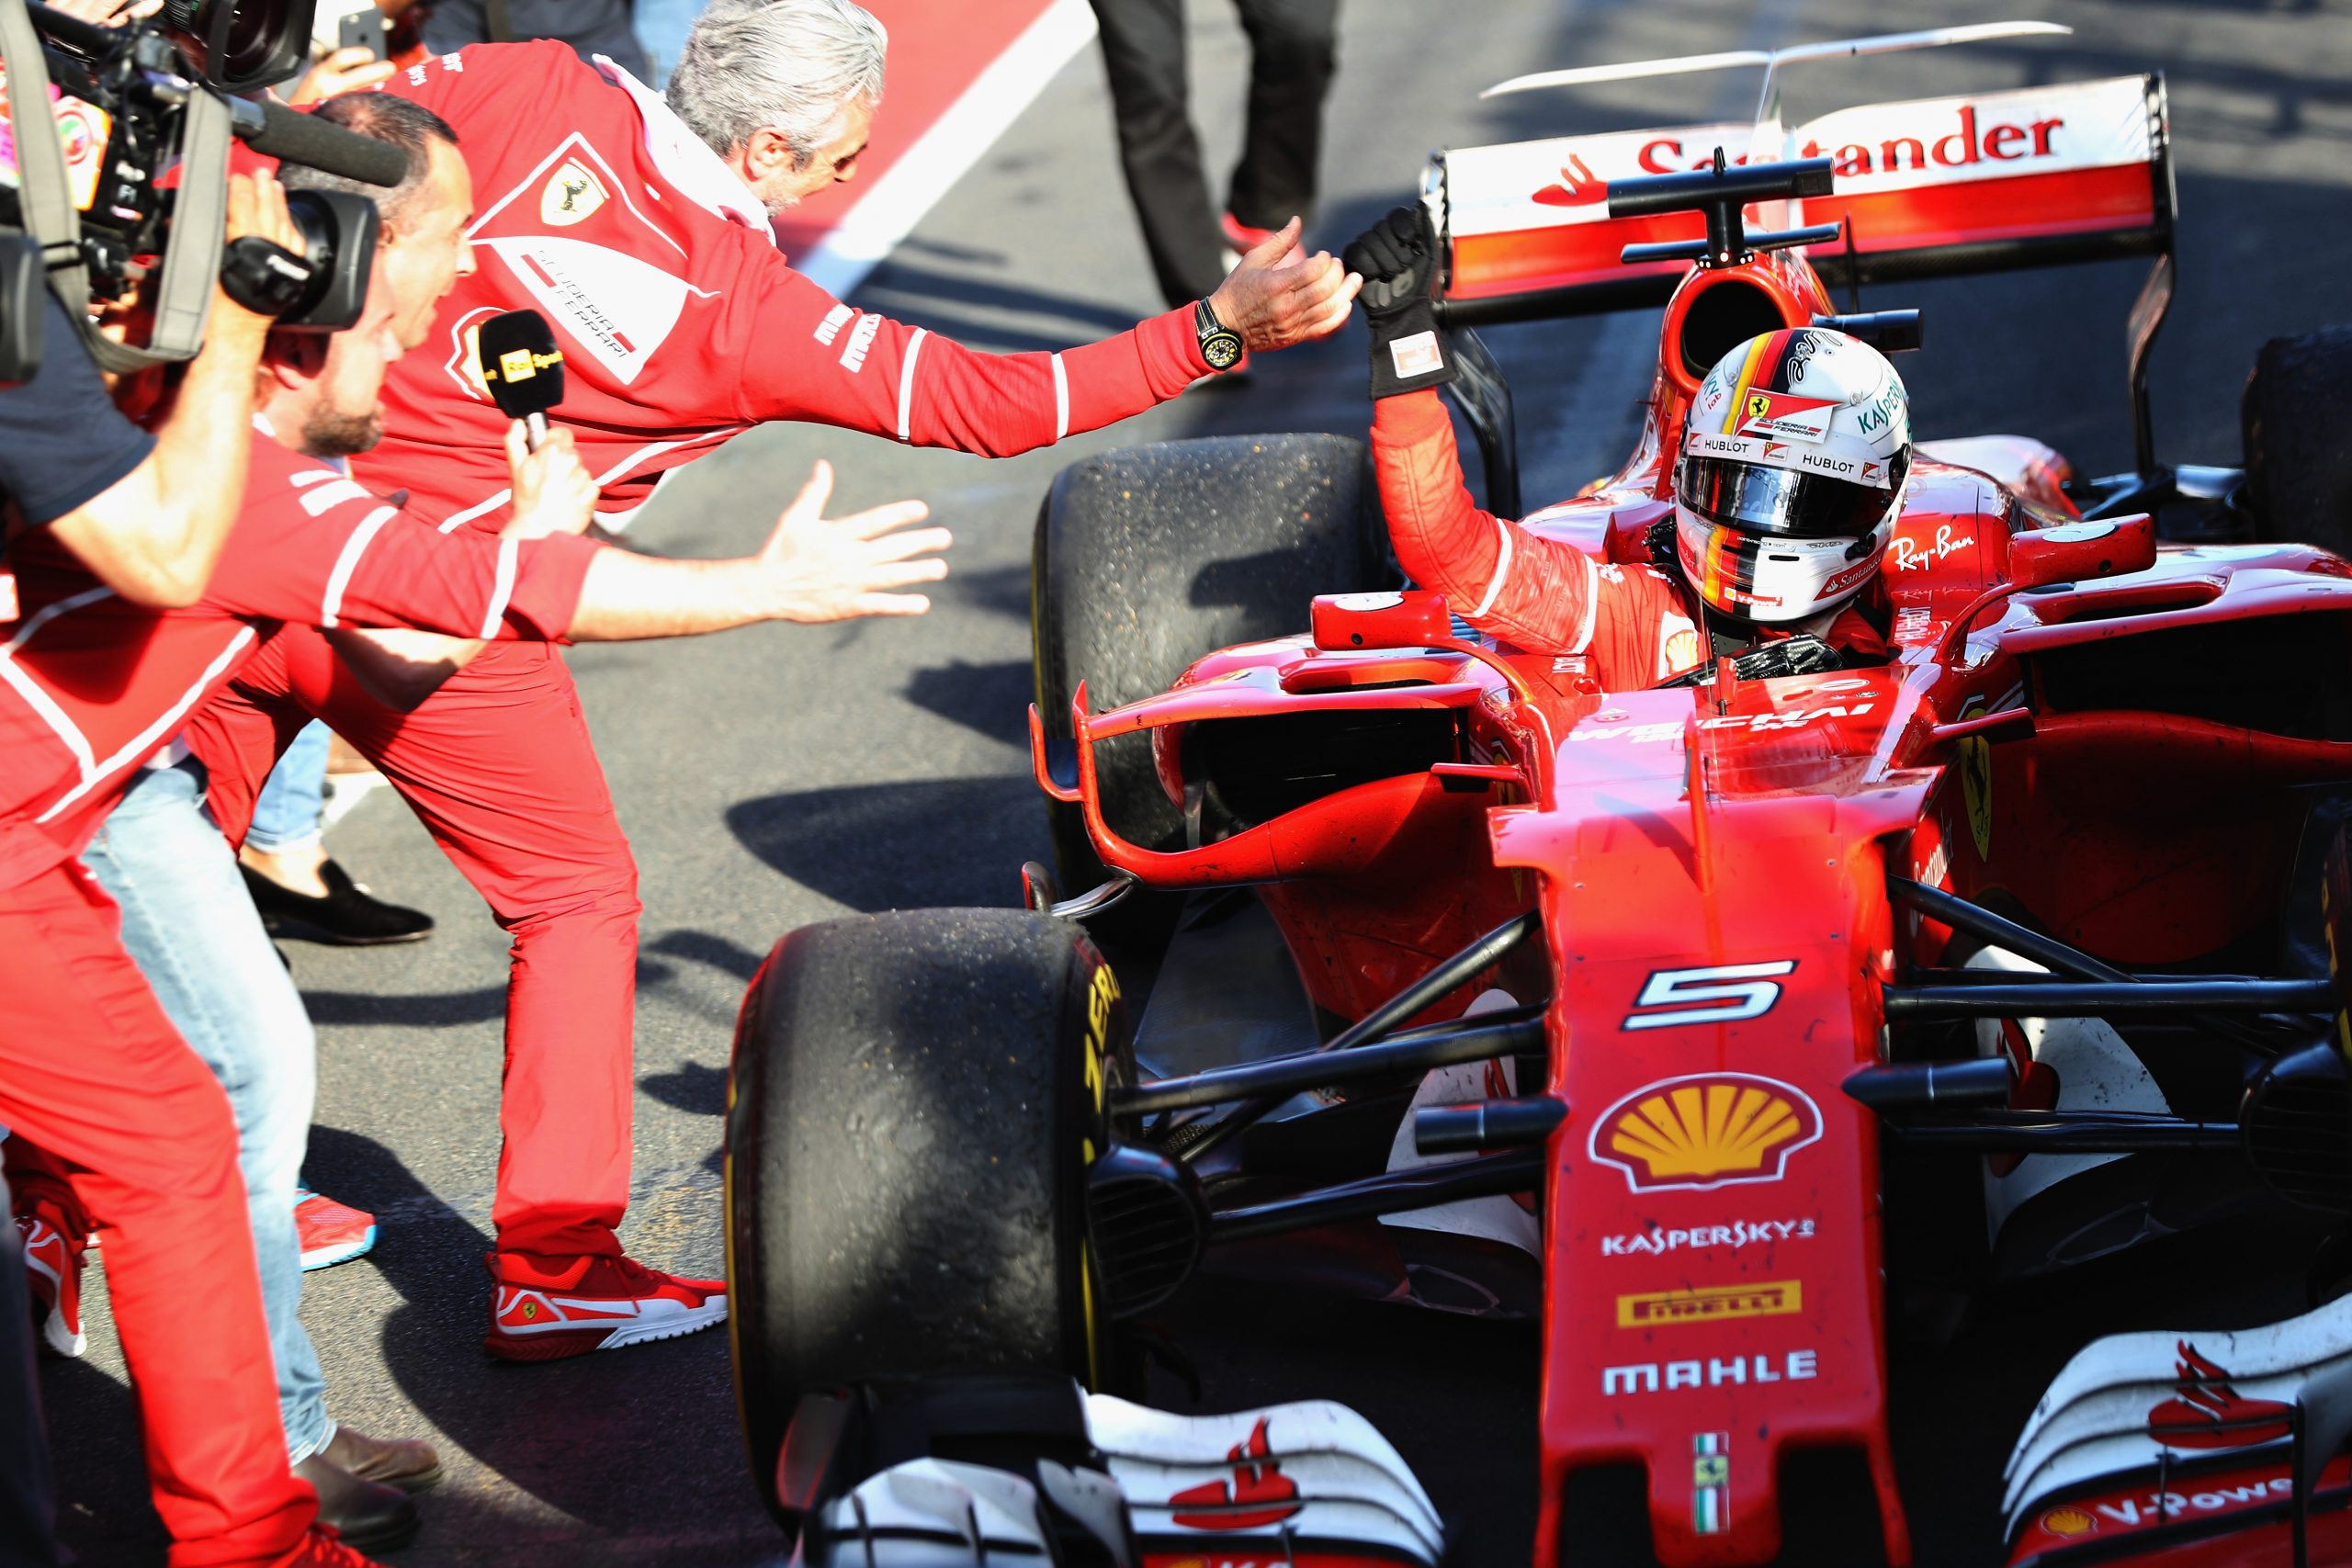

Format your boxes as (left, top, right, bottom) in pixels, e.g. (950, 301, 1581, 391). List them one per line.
(295, 1189, 378, 1271)
(483, 1253, 727, 1362)
(279, 1524, 390, 1567)
(1220, 210, 1279, 254)
(16, 1210, 85, 1358)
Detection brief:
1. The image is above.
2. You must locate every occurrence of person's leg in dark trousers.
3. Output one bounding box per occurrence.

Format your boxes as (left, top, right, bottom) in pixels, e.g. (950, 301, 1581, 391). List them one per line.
(1090, 0, 1228, 308)
(1227, 0, 1340, 234)
(0, 1164, 62, 1568)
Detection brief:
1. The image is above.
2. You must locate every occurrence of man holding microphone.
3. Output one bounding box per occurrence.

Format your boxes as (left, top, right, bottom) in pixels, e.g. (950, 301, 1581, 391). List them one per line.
(194, 0, 1359, 1359)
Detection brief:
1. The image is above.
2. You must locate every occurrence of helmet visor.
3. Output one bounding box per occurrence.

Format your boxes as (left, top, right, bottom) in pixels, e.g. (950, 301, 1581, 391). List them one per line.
(1680, 454, 1898, 540)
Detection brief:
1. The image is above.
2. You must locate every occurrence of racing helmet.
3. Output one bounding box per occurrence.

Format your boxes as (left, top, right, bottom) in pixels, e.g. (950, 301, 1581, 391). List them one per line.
(1674, 328, 1912, 624)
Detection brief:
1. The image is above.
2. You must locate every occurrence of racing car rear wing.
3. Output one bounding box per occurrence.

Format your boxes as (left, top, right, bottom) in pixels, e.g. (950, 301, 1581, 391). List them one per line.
(1432, 72, 2173, 321)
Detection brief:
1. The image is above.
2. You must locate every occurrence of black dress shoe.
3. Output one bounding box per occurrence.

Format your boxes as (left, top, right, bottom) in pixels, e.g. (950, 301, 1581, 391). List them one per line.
(241, 860, 435, 947)
(292, 1454, 419, 1551)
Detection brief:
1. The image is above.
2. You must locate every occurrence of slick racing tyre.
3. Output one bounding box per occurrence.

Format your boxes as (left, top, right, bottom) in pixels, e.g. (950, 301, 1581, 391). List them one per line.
(2245, 325, 2352, 557)
(1033, 434, 1388, 949)
(726, 907, 1135, 1526)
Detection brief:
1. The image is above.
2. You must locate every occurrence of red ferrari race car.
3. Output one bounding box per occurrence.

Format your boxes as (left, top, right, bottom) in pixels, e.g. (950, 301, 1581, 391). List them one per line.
(723, 22, 2352, 1568)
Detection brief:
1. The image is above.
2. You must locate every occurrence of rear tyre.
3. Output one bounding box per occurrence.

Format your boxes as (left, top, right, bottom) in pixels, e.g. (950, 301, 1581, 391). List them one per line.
(726, 908, 1135, 1525)
(1032, 434, 1388, 952)
(2245, 326, 2352, 555)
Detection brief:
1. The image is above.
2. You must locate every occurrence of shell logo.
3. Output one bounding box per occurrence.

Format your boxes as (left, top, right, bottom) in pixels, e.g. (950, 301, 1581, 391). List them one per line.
(2039, 1506, 2098, 1539)
(1589, 1073, 1823, 1192)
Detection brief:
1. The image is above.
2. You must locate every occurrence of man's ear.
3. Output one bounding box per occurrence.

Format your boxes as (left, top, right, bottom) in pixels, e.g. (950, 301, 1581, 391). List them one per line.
(744, 125, 805, 176)
(265, 331, 328, 390)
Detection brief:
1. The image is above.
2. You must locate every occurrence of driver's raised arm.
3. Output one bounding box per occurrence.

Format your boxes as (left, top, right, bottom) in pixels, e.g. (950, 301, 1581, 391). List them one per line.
(1371, 389, 1601, 658)
(1346, 209, 1608, 658)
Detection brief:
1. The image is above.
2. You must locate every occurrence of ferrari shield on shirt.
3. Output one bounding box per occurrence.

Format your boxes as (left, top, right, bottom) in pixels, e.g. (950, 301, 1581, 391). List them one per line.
(0, 423, 599, 892)
(361, 41, 1212, 529)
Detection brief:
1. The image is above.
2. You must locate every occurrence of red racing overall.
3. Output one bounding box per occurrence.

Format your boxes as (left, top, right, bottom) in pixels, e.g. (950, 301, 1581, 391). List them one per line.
(0, 423, 594, 1564)
(1371, 389, 1885, 682)
(187, 40, 1218, 1269)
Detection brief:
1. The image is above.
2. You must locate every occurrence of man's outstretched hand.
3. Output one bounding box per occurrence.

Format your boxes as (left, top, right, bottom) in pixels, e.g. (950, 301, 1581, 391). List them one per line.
(567, 460, 950, 641)
(1341, 206, 1457, 399)
(1205, 217, 1361, 353)
(756, 460, 951, 622)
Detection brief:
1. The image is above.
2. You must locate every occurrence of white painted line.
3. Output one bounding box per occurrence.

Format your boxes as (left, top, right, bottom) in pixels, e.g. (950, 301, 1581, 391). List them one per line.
(793, 0, 1100, 301)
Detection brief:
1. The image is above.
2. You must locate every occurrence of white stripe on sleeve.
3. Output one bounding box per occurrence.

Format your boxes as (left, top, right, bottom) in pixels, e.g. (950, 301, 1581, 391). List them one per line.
(298, 479, 373, 517)
(1050, 353, 1069, 442)
(1569, 551, 1599, 654)
(896, 327, 928, 442)
(477, 538, 520, 639)
(1470, 517, 1515, 618)
(318, 507, 397, 629)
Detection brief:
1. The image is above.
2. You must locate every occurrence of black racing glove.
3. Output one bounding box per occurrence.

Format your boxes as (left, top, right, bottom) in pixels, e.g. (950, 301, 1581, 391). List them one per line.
(1342, 205, 1456, 400)
(1659, 633, 1845, 687)
(1731, 633, 1845, 680)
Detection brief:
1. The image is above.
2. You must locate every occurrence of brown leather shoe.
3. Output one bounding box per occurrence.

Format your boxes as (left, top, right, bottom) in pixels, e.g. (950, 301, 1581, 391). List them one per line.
(291, 1454, 417, 1552)
(323, 1426, 445, 1494)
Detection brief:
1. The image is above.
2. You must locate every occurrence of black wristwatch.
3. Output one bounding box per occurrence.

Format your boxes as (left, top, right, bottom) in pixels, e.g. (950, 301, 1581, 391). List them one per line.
(1194, 299, 1245, 371)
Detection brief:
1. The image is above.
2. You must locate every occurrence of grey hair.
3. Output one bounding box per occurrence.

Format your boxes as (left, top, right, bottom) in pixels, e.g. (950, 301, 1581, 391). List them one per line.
(664, 0, 888, 166)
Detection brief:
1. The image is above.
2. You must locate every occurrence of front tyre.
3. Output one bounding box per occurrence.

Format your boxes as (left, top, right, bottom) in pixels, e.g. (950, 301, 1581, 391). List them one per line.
(725, 908, 1134, 1524)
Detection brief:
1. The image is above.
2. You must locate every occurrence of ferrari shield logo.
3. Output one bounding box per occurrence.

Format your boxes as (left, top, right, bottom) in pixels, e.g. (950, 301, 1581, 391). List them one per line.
(540, 159, 609, 227)
(1957, 697, 1995, 861)
(1737, 389, 1838, 444)
(1589, 1072, 1822, 1191)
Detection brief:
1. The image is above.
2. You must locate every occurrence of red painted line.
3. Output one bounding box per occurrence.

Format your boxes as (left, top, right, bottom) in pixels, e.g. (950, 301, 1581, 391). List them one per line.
(773, 0, 1065, 264)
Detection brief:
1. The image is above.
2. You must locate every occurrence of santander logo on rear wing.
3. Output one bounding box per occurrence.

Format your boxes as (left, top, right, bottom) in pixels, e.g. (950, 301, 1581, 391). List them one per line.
(1440, 73, 2169, 303)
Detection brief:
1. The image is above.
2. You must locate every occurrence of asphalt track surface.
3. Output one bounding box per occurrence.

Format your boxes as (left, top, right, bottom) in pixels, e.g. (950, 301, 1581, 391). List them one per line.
(36, 1, 2352, 1564)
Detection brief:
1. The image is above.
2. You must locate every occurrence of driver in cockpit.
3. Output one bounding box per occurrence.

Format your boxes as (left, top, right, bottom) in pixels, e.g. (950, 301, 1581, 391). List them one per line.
(1341, 208, 1914, 689)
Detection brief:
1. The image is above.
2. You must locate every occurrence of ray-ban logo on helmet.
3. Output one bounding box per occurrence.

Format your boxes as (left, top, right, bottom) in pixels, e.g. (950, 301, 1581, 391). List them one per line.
(1589, 1070, 1822, 1192)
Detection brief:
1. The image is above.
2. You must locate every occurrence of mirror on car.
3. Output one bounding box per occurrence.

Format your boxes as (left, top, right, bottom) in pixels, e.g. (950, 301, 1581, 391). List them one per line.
(2007, 513, 2156, 591)
(1311, 589, 1453, 651)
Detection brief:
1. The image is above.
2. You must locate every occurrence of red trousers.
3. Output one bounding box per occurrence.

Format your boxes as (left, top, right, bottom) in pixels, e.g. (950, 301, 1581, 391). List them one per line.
(0, 859, 314, 1566)
(186, 628, 638, 1263)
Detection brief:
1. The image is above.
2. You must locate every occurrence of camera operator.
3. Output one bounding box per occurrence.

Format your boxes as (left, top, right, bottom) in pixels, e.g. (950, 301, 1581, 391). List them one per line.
(3, 174, 291, 606)
(0, 170, 397, 1565)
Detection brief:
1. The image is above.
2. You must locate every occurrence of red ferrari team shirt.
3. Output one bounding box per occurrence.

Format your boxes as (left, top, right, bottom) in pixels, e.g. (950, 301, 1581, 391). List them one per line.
(0, 422, 599, 892)
(364, 41, 1213, 529)
(1371, 391, 1883, 687)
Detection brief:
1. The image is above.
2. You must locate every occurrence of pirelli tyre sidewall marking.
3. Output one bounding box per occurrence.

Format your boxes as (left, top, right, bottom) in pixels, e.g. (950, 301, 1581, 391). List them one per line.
(1075, 954, 1123, 1388)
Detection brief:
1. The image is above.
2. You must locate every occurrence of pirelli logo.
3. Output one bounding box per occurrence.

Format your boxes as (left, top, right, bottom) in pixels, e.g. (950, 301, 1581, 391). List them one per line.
(1616, 1280, 1802, 1329)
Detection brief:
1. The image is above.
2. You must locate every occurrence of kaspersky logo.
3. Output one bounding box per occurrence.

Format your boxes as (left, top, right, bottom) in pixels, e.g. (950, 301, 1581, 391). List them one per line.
(1589, 1073, 1822, 1192)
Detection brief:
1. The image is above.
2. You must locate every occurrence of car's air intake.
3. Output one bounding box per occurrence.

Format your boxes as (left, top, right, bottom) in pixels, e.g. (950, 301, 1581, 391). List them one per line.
(2244, 1040, 2352, 1213)
(1084, 1145, 1206, 1319)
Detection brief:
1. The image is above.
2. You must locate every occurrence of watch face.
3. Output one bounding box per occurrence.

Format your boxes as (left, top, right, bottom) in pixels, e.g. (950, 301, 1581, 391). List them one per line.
(1203, 332, 1244, 370)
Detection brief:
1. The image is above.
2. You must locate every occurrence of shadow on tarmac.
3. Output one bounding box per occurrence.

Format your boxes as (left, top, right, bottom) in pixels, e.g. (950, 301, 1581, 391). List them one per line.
(726, 776, 1046, 913)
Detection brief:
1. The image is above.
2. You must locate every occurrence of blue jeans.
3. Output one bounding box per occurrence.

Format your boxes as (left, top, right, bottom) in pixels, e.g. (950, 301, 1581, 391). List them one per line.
(630, 0, 703, 85)
(78, 761, 332, 1462)
(246, 719, 329, 855)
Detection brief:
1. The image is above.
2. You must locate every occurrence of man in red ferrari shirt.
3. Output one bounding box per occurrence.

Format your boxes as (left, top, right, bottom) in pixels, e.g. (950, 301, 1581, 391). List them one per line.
(4, 109, 948, 1554)
(187, 0, 1360, 1358)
